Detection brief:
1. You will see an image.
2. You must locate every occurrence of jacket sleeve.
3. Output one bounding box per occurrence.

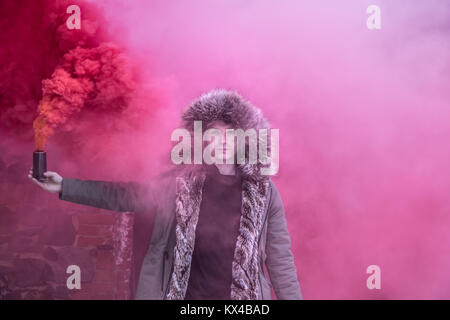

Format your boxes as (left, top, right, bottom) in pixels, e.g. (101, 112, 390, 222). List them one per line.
(58, 177, 158, 213)
(265, 181, 302, 300)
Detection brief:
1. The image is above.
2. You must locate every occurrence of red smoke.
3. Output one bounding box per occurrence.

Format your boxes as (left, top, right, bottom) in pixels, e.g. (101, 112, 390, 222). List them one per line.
(0, 0, 165, 181)
(0, 0, 106, 139)
(33, 43, 135, 150)
(0, 0, 169, 300)
(2, 0, 450, 300)
(100, 0, 450, 299)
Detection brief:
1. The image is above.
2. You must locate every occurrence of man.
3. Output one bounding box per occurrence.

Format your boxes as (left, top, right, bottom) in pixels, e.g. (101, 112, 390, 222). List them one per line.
(28, 88, 302, 300)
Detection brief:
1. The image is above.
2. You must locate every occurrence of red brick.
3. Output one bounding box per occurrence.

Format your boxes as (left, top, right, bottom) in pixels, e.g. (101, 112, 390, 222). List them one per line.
(76, 235, 113, 247)
(77, 224, 113, 237)
(96, 252, 116, 270)
(69, 292, 93, 300)
(81, 283, 116, 298)
(96, 248, 115, 259)
(77, 212, 115, 225)
(116, 264, 132, 273)
(93, 269, 116, 284)
(96, 259, 116, 271)
(70, 290, 115, 300)
(115, 283, 131, 300)
(115, 270, 130, 283)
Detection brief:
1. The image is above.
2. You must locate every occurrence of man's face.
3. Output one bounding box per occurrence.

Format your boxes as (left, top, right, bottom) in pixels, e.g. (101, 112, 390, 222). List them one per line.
(206, 120, 235, 162)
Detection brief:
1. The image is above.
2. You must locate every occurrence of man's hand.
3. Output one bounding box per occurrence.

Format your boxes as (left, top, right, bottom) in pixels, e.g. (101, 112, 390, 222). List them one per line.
(28, 168, 63, 194)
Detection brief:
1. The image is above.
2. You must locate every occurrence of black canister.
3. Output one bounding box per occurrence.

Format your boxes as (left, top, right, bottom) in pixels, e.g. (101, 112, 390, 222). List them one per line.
(33, 150, 47, 182)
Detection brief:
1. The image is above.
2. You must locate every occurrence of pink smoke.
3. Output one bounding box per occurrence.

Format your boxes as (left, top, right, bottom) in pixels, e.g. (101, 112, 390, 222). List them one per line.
(0, 0, 170, 182)
(1, 0, 449, 299)
(95, 0, 450, 299)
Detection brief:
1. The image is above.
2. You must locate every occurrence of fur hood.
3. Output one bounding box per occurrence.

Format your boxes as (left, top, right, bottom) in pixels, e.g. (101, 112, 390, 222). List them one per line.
(181, 88, 272, 182)
(165, 89, 272, 300)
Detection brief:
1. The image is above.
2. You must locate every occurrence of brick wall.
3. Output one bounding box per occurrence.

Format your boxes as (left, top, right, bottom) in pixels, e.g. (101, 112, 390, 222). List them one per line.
(0, 160, 134, 300)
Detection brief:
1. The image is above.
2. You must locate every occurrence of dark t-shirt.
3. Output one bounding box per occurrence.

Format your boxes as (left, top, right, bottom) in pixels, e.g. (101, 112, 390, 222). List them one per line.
(184, 165, 242, 300)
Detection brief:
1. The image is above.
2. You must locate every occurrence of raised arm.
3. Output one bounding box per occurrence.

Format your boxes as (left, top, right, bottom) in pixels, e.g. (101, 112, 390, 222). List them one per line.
(28, 169, 159, 213)
(58, 178, 157, 213)
(265, 181, 303, 300)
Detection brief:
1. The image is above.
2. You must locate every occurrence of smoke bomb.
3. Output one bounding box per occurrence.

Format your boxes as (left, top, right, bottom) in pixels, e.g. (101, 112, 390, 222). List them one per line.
(33, 150, 47, 182)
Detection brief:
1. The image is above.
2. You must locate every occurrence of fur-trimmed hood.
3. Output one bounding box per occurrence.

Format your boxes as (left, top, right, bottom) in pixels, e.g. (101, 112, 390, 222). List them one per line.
(180, 88, 272, 182)
(165, 89, 272, 300)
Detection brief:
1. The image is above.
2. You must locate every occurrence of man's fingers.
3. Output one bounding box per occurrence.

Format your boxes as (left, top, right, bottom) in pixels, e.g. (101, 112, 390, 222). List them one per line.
(43, 171, 59, 178)
(43, 172, 57, 180)
(31, 177, 45, 188)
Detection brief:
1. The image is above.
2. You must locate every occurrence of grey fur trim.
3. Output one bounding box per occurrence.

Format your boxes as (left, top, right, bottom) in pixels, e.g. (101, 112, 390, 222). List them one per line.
(165, 89, 272, 300)
(230, 178, 270, 299)
(165, 170, 269, 300)
(165, 171, 206, 299)
(181, 88, 272, 182)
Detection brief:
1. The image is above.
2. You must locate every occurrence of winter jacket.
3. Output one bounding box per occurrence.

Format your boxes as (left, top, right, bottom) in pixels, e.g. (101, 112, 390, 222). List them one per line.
(59, 88, 302, 299)
(59, 168, 302, 300)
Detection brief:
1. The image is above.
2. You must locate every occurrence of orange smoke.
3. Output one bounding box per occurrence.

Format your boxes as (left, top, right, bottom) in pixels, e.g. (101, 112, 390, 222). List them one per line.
(33, 98, 54, 151)
(33, 43, 135, 150)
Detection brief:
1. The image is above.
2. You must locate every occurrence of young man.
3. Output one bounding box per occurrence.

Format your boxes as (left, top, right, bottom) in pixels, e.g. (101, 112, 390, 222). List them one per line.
(28, 88, 302, 300)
